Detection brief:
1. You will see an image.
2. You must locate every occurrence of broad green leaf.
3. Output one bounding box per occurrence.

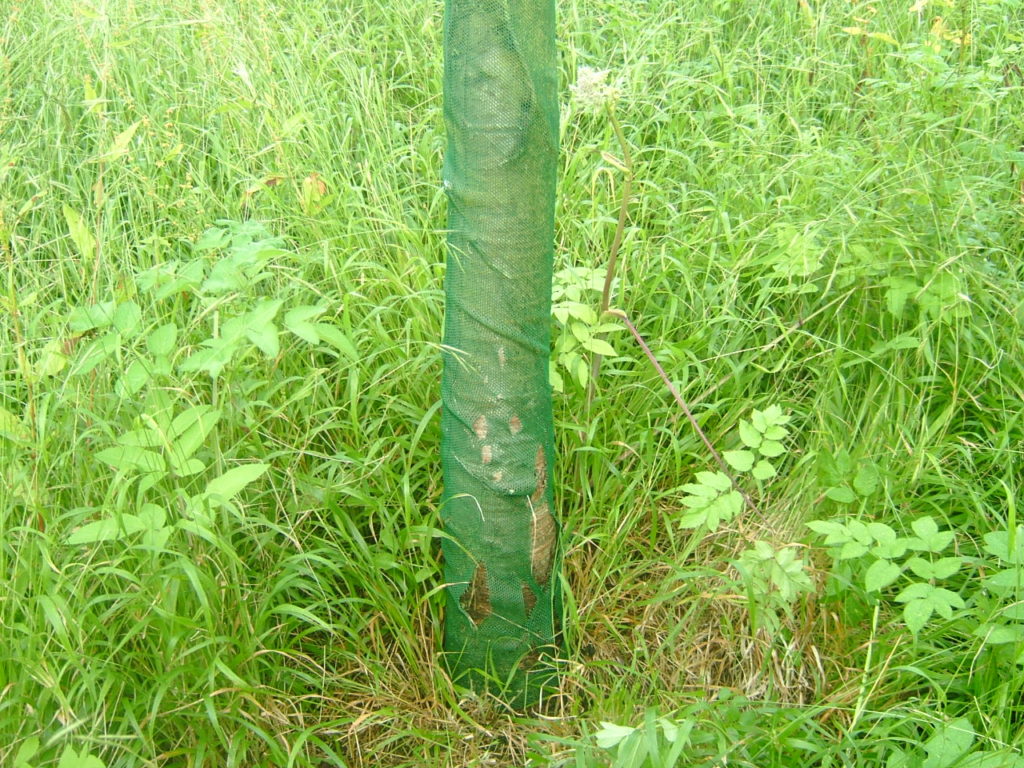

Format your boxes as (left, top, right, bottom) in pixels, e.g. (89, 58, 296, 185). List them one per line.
(723, 450, 755, 472)
(63, 205, 96, 261)
(117, 428, 163, 448)
(986, 569, 1022, 590)
(71, 331, 121, 376)
(582, 337, 616, 357)
(923, 718, 975, 768)
(751, 460, 776, 480)
(681, 482, 720, 500)
(739, 420, 762, 449)
(594, 722, 636, 750)
(205, 463, 269, 502)
(147, 323, 178, 357)
(759, 439, 785, 458)
(0, 406, 28, 442)
(574, 356, 589, 388)
(68, 300, 117, 332)
(931, 557, 963, 580)
(982, 528, 1024, 565)
(895, 582, 933, 602)
(973, 623, 1024, 645)
(750, 409, 768, 432)
(68, 513, 146, 544)
(95, 446, 166, 475)
(903, 598, 934, 634)
(806, 520, 847, 539)
(763, 424, 788, 441)
(290, 321, 320, 344)
(549, 362, 564, 393)
(864, 559, 902, 592)
(570, 321, 591, 343)
(853, 463, 880, 496)
(315, 323, 358, 360)
(34, 339, 68, 379)
(116, 358, 151, 397)
(112, 301, 141, 335)
(825, 486, 857, 504)
(694, 471, 731, 493)
(838, 540, 869, 560)
(13, 736, 40, 768)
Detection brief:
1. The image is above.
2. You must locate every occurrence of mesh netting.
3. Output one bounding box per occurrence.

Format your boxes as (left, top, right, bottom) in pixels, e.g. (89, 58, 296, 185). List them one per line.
(440, 0, 560, 704)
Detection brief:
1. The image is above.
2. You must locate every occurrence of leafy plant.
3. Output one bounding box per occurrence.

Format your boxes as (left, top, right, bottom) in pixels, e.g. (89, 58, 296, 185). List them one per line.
(808, 515, 965, 634)
(550, 266, 624, 392)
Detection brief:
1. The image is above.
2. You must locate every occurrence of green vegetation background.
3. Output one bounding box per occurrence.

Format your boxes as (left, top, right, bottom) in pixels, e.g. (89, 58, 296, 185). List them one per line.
(1, 0, 1023, 766)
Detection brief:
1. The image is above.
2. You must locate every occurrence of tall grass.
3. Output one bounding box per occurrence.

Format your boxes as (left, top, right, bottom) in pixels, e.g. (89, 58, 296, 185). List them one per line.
(2, 0, 1023, 765)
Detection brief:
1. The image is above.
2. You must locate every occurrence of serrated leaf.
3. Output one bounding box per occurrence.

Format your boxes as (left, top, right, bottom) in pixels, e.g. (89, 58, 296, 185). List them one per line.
(681, 482, 719, 499)
(723, 450, 755, 472)
(806, 520, 846, 537)
(759, 440, 785, 457)
(895, 582, 934, 602)
(912, 516, 939, 540)
(982, 528, 1024, 565)
(853, 463, 880, 496)
(751, 460, 776, 480)
(930, 557, 962, 580)
(205, 463, 269, 503)
(903, 598, 934, 635)
(582, 337, 616, 357)
(739, 420, 762, 449)
(826, 486, 857, 504)
(750, 409, 768, 432)
(246, 323, 280, 357)
(696, 471, 733, 493)
(838, 540, 870, 560)
(865, 559, 903, 592)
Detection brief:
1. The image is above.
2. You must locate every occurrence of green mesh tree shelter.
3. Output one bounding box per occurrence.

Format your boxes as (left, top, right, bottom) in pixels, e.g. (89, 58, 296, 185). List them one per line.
(439, 0, 560, 703)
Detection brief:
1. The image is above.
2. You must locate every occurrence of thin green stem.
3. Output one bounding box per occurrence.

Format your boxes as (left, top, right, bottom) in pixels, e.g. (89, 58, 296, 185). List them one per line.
(586, 105, 634, 408)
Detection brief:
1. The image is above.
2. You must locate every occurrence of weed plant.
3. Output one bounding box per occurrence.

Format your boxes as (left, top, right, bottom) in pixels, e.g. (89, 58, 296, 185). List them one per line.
(1, 0, 1023, 766)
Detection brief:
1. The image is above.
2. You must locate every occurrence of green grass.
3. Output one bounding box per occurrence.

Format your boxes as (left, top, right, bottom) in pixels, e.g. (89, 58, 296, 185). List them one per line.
(2, 0, 1024, 765)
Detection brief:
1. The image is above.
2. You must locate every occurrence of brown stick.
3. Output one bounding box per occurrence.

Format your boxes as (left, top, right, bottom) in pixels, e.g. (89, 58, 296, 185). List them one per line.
(608, 309, 762, 518)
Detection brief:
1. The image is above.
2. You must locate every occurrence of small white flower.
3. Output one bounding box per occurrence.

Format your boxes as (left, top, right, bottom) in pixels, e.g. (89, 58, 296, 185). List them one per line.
(570, 66, 621, 113)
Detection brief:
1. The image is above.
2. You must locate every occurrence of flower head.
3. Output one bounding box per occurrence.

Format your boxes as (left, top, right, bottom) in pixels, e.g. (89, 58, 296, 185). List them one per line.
(570, 66, 621, 114)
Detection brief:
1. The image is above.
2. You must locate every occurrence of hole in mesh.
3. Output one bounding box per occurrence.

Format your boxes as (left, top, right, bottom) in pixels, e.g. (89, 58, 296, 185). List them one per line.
(530, 503, 556, 588)
(460, 563, 492, 626)
(522, 583, 537, 616)
(509, 415, 522, 434)
(482, 445, 493, 464)
(531, 445, 546, 503)
(473, 415, 488, 440)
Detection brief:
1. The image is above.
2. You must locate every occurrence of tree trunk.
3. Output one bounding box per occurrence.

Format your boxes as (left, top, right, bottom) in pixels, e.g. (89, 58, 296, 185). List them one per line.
(440, 0, 560, 705)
